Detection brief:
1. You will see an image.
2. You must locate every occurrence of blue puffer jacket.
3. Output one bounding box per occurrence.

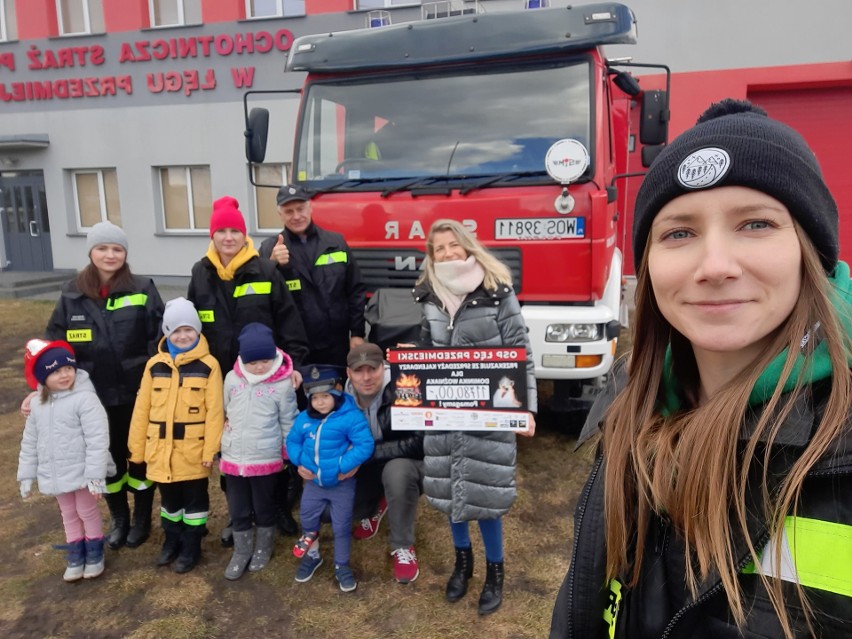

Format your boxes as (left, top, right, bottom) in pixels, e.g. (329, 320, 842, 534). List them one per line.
(286, 393, 374, 488)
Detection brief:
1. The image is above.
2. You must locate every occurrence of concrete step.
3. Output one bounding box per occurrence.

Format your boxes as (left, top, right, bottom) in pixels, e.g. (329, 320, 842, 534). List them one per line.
(0, 271, 72, 300)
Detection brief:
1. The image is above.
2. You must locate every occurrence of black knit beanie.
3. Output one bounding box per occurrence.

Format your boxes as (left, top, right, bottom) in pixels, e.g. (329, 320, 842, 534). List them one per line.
(632, 99, 838, 273)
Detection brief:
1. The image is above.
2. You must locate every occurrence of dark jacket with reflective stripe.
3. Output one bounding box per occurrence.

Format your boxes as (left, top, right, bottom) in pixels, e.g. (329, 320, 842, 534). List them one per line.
(550, 375, 852, 639)
(259, 223, 366, 367)
(46, 276, 164, 406)
(187, 254, 309, 374)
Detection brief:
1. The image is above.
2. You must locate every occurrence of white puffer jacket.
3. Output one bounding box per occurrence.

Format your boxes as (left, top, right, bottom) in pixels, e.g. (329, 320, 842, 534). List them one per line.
(17, 369, 111, 495)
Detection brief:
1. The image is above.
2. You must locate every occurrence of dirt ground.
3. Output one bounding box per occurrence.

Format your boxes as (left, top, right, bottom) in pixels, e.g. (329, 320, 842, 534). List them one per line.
(0, 299, 596, 639)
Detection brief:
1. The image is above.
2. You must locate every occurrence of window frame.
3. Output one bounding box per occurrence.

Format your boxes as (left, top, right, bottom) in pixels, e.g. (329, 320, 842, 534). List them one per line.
(149, 0, 185, 27)
(356, 0, 421, 9)
(245, 0, 305, 18)
(0, 0, 6, 42)
(252, 162, 291, 232)
(158, 165, 212, 233)
(56, 0, 92, 36)
(71, 168, 121, 231)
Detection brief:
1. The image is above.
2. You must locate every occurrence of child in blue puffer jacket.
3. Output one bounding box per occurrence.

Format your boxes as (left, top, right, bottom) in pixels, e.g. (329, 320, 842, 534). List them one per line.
(286, 365, 373, 592)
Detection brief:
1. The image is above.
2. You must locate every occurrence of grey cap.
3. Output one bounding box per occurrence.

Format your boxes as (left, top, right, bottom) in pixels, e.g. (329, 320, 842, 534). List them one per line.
(276, 185, 310, 206)
(162, 297, 202, 338)
(86, 221, 128, 255)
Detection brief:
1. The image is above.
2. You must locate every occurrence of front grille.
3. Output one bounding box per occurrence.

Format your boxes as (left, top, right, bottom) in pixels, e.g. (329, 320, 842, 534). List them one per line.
(351, 247, 522, 293)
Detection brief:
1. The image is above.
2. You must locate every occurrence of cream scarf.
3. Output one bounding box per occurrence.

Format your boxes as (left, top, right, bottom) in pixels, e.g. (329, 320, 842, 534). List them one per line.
(432, 256, 485, 318)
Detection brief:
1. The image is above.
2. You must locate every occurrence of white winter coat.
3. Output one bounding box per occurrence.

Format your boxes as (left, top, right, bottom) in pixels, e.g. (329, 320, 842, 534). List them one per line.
(17, 369, 111, 495)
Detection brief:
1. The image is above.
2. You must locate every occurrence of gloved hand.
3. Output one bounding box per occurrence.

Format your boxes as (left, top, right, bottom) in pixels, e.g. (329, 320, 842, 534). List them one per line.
(19, 479, 33, 499)
(87, 478, 106, 495)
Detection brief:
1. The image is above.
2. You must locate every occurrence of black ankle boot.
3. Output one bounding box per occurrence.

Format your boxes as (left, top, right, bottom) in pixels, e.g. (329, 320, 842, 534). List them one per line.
(126, 487, 155, 549)
(104, 492, 130, 550)
(445, 546, 474, 603)
(478, 560, 504, 615)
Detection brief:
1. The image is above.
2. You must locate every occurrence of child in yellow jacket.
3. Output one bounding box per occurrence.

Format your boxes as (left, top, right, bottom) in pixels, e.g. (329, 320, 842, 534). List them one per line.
(128, 297, 223, 573)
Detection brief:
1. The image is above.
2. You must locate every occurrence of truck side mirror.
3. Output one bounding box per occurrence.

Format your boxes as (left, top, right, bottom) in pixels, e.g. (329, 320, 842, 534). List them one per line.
(245, 108, 270, 164)
(641, 144, 665, 168)
(640, 90, 668, 146)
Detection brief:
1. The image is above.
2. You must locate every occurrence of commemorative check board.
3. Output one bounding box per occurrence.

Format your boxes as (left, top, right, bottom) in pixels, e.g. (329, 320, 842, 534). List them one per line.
(388, 347, 531, 432)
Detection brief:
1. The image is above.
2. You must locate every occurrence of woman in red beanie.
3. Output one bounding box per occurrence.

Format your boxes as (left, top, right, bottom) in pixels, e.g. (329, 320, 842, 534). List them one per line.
(188, 195, 308, 380)
(187, 196, 310, 546)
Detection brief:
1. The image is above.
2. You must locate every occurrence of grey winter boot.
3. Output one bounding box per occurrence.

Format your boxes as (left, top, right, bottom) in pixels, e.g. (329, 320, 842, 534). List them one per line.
(54, 539, 86, 582)
(446, 546, 474, 602)
(83, 537, 105, 579)
(126, 487, 154, 549)
(224, 529, 254, 580)
(248, 526, 276, 572)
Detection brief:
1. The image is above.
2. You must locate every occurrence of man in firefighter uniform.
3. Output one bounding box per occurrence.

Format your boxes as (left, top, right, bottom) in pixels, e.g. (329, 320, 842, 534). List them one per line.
(259, 185, 367, 369)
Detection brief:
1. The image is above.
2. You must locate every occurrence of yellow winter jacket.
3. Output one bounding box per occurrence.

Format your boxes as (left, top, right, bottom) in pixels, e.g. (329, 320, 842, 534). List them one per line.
(128, 334, 224, 483)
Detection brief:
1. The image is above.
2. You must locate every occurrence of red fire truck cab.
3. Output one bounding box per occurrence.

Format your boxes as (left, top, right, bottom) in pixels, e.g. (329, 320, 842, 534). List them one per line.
(245, 2, 668, 411)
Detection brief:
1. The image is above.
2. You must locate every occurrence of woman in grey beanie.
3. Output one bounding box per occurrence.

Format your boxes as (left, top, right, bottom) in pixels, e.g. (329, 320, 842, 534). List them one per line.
(41, 220, 165, 551)
(551, 100, 852, 639)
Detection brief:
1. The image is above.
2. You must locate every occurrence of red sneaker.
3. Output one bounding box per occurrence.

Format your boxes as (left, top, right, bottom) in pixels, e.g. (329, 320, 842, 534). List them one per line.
(353, 496, 388, 540)
(391, 546, 420, 584)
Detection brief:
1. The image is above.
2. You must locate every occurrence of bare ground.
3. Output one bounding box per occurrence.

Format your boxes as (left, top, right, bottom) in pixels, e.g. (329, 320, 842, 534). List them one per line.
(0, 299, 596, 639)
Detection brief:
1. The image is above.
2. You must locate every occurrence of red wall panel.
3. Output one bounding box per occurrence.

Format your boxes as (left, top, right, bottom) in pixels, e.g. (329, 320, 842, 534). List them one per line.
(15, 0, 58, 39)
(202, 0, 245, 23)
(103, 0, 149, 32)
(306, 0, 352, 15)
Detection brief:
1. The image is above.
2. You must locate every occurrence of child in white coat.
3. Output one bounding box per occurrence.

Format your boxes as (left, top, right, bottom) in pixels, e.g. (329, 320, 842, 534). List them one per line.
(220, 323, 299, 580)
(17, 339, 112, 582)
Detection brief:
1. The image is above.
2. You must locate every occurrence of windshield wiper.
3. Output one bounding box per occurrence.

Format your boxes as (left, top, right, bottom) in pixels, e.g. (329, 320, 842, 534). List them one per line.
(459, 171, 548, 195)
(312, 177, 388, 193)
(380, 176, 443, 198)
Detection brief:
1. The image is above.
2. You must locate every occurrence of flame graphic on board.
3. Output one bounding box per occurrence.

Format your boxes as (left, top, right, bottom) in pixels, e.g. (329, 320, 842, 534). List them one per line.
(394, 373, 423, 407)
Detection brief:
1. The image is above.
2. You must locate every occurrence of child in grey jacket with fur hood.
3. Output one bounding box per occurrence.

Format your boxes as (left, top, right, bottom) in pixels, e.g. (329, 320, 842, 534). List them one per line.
(17, 339, 112, 583)
(219, 323, 299, 580)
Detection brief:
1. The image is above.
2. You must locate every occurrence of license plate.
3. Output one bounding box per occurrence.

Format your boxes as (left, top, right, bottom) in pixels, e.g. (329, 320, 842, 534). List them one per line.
(495, 217, 585, 240)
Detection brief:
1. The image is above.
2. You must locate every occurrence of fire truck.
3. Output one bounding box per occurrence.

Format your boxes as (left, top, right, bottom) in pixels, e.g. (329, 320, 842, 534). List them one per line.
(244, 2, 668, 411)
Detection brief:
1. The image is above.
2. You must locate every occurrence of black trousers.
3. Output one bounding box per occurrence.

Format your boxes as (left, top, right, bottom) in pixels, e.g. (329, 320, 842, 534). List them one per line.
(225, 473, 278, 531)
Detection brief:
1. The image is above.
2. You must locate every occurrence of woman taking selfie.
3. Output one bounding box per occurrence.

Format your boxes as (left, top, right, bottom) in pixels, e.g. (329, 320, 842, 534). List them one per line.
(550, 100, 852, 638)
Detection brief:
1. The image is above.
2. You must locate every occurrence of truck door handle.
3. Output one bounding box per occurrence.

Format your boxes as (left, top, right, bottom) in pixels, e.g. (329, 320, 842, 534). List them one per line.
(29, 220, 39, 237)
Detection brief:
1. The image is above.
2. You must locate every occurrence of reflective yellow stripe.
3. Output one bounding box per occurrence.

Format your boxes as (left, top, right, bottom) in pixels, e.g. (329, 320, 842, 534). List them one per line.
(744, 517, 852, 597)
(160, 508, 183, 523)
(183, 511, 209, 526)
(105, 472, 128, 494)
(198, 310, 215, 323)
(233, 281, 272, 297)
(603, 578, 622, 638)
(314, 251, 348, 266)
(286, 279, 301, 291)
(66, 329, 92, 342)
(127, 475, 153, 491)
(105, 293, 148, 311)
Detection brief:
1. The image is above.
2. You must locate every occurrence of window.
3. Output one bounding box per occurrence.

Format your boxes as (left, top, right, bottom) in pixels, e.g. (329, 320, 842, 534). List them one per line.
(357, 0, 420, 9)
(149, 0, 183, 27)
(253, 163, 290, 230)
(57, 0, 104, 36)
(246, 0, 305, 18)
(159, 166, 212, 231)
(72, 169, 122, 229)
(0, 0, 17, 41)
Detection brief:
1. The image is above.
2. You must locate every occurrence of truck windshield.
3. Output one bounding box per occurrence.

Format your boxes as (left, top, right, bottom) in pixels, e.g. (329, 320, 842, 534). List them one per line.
(294, 60, 591, 186)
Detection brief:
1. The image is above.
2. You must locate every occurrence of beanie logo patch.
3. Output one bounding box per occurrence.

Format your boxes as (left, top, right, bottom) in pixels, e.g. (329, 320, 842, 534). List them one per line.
(677, 148, 731, 190)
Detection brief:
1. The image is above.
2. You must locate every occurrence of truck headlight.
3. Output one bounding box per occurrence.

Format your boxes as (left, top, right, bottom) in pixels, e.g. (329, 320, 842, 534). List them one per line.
(545, 323, 601, 342)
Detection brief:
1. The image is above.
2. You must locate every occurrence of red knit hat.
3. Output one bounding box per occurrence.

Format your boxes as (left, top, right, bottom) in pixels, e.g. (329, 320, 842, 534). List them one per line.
(24, 338, 76, 390)
(209, 196, 247, 238)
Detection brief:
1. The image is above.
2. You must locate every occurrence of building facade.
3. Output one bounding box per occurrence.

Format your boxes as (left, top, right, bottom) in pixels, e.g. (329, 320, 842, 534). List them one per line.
(0, 0, 849, 276)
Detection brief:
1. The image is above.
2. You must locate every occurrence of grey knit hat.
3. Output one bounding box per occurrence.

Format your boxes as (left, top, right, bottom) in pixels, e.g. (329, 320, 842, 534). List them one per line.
(162, 297, 202, 338)
(86, 221, 128, 255)
(633, 99, 838, 273)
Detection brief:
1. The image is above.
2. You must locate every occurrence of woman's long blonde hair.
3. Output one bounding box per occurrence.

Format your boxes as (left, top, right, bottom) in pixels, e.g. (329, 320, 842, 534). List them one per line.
(603, 225, 851, 637)
(416, 219, 512, 290)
